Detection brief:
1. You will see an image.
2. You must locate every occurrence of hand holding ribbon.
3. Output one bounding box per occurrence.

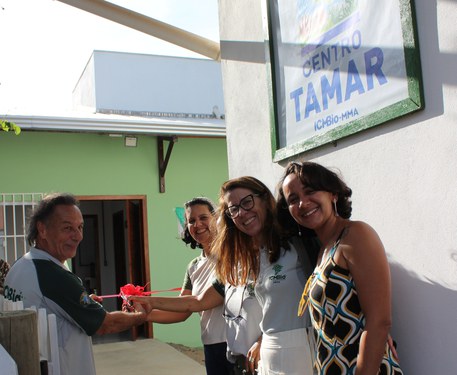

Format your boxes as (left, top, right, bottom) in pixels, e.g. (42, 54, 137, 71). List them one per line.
(96, 284, 181, 313)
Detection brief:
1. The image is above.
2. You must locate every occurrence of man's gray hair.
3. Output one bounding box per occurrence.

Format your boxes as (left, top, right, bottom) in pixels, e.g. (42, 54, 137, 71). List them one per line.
(27, 193, 79, 246)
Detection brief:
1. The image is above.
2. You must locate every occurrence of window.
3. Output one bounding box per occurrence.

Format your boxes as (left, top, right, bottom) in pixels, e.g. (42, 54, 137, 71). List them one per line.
(0, 193, 43, 263)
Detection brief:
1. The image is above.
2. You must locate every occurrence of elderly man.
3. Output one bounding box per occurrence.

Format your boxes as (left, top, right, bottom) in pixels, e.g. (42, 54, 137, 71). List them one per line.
(4, 193, 146, 375)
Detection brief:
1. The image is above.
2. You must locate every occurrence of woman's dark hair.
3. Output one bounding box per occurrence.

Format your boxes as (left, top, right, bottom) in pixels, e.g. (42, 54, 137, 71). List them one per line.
(27, 193, 79, 246)
(276, 161, 353, 236)
(181, 197, 216, 249)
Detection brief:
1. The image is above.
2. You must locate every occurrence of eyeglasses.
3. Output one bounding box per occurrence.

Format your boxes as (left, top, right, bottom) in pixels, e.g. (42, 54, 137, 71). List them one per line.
(225, 194, 259, 218)
(222, 284, 247, 322)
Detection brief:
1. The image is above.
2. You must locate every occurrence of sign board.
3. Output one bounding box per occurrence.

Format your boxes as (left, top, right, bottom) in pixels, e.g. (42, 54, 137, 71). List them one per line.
(268, 0, 424, 161)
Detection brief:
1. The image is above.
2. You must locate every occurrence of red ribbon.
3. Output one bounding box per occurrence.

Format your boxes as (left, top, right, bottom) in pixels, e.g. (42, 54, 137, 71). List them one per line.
(99, 284, 181, 299)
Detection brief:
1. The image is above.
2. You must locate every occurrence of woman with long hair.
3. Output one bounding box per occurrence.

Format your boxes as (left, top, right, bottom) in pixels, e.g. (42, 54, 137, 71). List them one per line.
(132, 176, 315, 374)
(132, 190, 264, 374)
(213, 176, 315, 374)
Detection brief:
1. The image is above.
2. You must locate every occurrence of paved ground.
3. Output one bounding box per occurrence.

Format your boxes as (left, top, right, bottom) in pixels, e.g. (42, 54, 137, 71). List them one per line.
(93, 338, 206, 375)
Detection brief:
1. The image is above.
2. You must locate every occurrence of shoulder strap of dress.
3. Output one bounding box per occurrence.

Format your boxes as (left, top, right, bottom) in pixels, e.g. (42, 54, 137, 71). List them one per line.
(329, 227, 347, 257)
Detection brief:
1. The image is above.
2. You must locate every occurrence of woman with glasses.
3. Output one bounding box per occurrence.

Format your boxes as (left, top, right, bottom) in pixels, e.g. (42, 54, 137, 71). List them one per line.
(132, 176, 316, 374)
(277, 161, 403, 375)
(212, 176, 315, 375)
(144, 197, 232, 375)
(133, 194, 263, 375)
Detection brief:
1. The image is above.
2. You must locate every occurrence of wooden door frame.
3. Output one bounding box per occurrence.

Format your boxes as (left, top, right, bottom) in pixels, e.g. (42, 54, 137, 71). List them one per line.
(76, 195, 152, 338)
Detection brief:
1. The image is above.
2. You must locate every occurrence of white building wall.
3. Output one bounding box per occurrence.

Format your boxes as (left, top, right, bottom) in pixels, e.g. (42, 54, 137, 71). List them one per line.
(219, 2, 283, 191)
(76, 50, 225, 116)
(219, 0, 457, 373)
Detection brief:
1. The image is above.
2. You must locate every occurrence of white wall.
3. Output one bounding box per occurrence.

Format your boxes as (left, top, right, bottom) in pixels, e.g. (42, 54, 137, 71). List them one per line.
(75, 50, 225, 116)
(219, 0, 457, 373)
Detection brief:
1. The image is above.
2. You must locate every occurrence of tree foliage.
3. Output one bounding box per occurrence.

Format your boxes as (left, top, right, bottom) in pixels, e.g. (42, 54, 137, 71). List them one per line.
(1, 120, 21, 135)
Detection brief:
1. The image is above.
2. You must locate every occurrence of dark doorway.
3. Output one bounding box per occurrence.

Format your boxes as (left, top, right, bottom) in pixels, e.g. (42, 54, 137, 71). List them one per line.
(74, 196, 151, 344)
(72, 214, 101, 295)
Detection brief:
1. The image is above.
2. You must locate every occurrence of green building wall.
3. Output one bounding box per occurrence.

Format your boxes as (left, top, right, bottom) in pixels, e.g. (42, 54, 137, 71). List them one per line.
(0, 130, 228, 347)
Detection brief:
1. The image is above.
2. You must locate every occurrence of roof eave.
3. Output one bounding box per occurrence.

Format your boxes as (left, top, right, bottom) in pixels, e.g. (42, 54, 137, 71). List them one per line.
(2, 114, 226, 138)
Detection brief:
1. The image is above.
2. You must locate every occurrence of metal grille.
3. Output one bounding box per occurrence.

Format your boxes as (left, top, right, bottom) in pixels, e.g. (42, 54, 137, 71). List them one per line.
(0, 193, 43, 263)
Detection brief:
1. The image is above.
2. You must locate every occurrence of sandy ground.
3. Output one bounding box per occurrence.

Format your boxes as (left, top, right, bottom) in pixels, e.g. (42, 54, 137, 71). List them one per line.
(94, 339, 206, 375)
(168, 343, 205, 366)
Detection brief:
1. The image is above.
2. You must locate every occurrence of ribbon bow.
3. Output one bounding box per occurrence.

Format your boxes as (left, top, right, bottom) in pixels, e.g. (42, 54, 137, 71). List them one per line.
(97, 284, 182, 312)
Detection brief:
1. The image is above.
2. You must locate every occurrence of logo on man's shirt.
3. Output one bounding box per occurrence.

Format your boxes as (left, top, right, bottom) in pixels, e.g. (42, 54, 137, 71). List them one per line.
(3, 285, 23, 301)
(80, 291, 92, 305)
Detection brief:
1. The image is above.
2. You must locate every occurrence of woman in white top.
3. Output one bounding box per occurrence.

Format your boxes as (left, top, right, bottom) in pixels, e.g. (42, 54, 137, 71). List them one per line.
(145, 197, 231, 375)
(134, 216, 263, 374)
(214, 277, 263, 374)
(212, 176, 314, 375)
(135, 263, 262, 374)
(132, 177, 315, 375)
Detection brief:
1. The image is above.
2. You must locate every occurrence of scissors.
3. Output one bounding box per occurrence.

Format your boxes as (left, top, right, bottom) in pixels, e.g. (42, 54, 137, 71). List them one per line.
(120, 291, 135, 312)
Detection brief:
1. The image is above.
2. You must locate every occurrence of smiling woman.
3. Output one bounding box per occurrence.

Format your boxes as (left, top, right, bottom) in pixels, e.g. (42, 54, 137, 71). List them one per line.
(142, 197, 232, 375)
(131, 177, 316, 374)
(277, 161, 403, 375)
(211, 176, 315, 375)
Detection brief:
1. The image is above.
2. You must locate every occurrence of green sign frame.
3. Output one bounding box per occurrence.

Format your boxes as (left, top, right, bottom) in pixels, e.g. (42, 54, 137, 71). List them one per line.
(266, 0, 424, 162)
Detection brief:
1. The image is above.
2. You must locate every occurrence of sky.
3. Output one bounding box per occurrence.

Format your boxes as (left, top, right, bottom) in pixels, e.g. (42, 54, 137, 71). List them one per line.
(0, 0, 220, 114)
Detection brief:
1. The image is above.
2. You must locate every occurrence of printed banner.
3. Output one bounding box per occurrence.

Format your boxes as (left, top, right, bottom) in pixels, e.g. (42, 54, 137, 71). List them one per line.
(269, 0, 423, 159)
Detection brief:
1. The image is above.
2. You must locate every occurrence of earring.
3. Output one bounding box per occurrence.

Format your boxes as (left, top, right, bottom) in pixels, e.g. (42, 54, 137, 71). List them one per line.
(333, 199, 339, 217)
(297, 224, 302, 237)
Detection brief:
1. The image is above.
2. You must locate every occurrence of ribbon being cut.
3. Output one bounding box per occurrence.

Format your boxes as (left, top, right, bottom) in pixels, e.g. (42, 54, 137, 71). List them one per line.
(99, 284, 181, 312)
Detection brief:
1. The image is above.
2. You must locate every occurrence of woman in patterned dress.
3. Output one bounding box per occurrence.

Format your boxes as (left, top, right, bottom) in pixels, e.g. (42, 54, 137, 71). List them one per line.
(277, 161, 402, 375)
